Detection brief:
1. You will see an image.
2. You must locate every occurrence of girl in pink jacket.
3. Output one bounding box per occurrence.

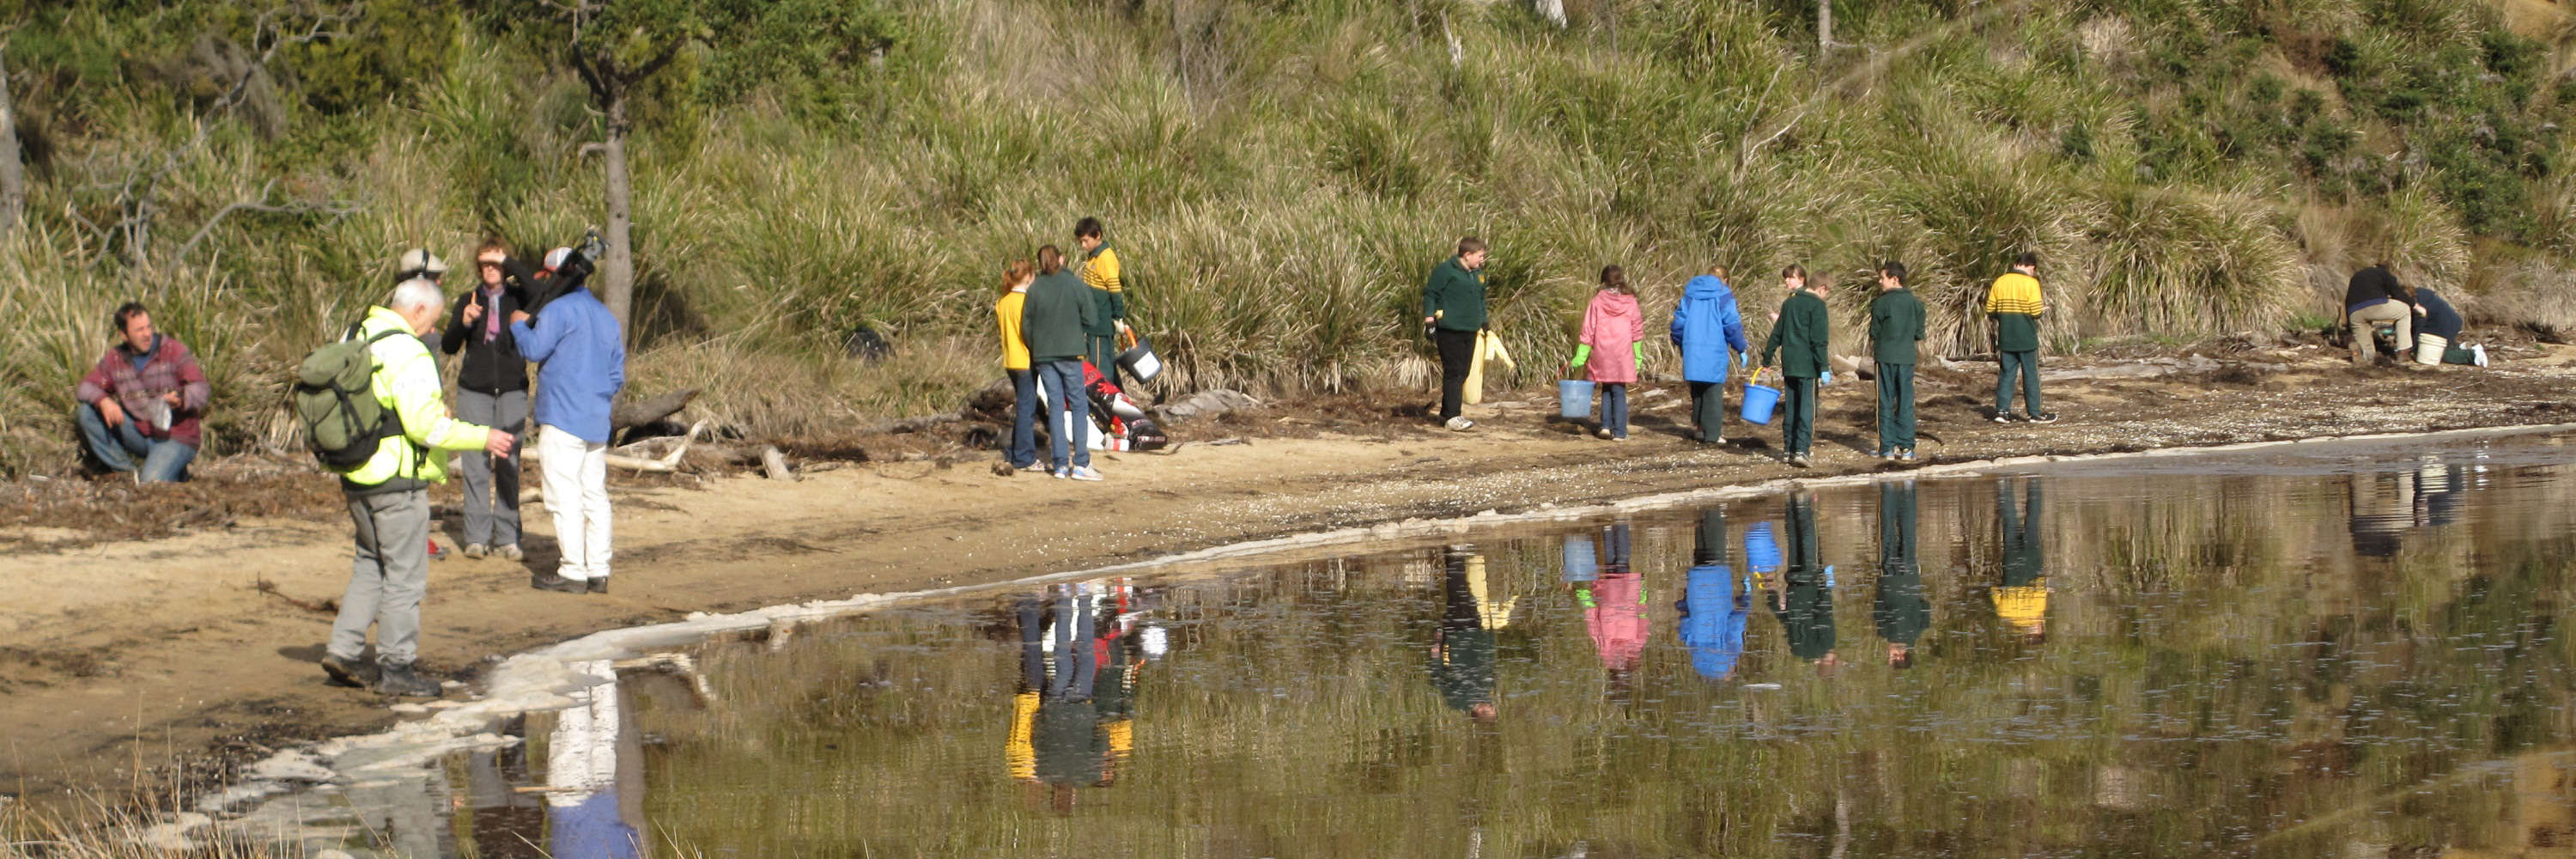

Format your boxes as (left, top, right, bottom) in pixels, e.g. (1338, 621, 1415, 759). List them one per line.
(1573, 265, 1646, 440)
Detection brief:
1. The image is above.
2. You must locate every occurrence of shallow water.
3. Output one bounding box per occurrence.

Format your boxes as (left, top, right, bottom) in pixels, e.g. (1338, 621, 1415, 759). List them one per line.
(454, 433, 2576, 858)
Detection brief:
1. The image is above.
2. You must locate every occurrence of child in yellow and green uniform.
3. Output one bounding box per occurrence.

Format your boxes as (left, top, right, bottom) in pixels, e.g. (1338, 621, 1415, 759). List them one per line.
(1993, 477, 2048, 643)
(1076, 216, 1131, 389)
(1986, 253, 2057, 423)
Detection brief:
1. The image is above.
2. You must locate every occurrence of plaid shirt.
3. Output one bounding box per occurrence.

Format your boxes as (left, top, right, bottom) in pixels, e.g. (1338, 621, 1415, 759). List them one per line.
(74, 335, 213, 447)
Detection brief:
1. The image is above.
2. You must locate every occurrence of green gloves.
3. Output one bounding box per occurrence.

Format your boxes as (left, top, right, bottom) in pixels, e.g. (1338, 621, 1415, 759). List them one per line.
(1571, 342, 1649, 374)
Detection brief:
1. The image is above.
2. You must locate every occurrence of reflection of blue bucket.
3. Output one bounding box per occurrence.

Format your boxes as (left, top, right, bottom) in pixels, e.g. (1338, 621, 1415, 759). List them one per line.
(1558, 379, 1596, 419)
(1744, 522, 1783, 574)
(1561, 536, 1599, 582)
(1739, 382, 1780, 425)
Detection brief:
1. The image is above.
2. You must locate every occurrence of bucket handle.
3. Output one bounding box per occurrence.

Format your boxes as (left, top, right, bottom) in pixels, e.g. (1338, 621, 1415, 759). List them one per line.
(1745, 365, 1765, 388)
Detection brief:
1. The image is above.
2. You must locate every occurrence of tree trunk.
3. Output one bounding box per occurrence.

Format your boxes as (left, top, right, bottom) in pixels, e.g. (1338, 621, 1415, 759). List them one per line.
(0, 44, 23, 239)
(1817, 0, 1833, 53)
(599, 94, 637, 336)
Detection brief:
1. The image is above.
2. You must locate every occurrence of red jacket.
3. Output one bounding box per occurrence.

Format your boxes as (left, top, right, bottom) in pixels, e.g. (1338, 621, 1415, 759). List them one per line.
(75, 335, 213, 447)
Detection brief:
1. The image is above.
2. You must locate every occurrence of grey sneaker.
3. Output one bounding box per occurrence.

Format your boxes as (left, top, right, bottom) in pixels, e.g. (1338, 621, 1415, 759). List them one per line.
(1444, 416, 1475, 432)
(1067, 466, 1104, 482)
(462, 543, 489, 560)
(496, 544, 524, 561)
(373, 661, 443, 698)
(2026, 411, 2059, 424)
(1899, 448, 1918, 462)
(319, 652, 378, 688)
(1789, 454, 1813, 468)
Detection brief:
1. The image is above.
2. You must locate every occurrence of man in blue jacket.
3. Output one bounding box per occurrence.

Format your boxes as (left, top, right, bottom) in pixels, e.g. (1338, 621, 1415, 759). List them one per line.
(509, 259, 626, 594)
(1668, 265, 1750, 444)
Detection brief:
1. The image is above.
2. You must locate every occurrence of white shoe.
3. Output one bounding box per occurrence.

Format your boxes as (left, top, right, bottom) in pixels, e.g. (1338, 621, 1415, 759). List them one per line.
(2472, 344, 2489, 368)
(1444, 417, 1475, 432)
(1595, 428, 1613, 439)
(1067, 466, 1104, 481)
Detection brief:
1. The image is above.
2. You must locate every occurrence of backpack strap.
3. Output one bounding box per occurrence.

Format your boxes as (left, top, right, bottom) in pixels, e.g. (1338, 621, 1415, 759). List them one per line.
(346, 325, 423, 478)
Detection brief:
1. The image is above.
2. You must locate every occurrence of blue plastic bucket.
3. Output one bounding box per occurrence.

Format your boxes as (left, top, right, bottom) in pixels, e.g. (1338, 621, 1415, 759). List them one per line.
(1739, 382, 1781, 425)
(1560, 536, 1599, 582)
(1743, 522, 1783, 575)
(1558, 379, 1596, 419)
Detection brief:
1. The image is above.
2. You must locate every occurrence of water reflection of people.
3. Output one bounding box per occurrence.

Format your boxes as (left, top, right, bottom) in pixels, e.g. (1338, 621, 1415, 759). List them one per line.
(2346, 463, 2468, 557)
(1874, 481, 1927, 669)
(1994, 478, 2048, 644)
(1577, 524, 1646, 698)
(544, 659, 644, 859)
(1678, 508, 1751, 682)
(1431, 545, 1514, 722)
(1006, 583, 1135, 811)
(462, 745, 545, 857)
(1765, 491, 1839, 673)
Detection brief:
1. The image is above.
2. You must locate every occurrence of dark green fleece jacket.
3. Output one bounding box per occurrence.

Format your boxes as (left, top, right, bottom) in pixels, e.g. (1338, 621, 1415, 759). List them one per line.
(1022, 270, 1098, 362)
(1762, 290, 1832, 379)
(1868, 288, 1926, 365)
(1421, 257, 1487, 332)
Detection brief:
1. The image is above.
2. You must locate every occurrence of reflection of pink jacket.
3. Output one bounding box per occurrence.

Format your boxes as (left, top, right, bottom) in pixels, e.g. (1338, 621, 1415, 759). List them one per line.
(1579, 289, 1644, 384)
(1584, 573, 1648, 670)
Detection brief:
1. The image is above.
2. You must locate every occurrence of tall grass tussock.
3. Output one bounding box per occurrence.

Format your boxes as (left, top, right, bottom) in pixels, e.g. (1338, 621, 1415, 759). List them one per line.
(0, 0, 2567, 474)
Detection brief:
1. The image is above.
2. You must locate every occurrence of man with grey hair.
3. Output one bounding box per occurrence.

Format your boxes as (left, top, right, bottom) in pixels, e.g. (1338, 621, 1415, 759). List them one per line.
(319, 277, 517, 697)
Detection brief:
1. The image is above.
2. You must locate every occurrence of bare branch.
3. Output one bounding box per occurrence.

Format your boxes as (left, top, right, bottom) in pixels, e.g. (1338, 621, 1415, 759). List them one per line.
(72, 3, 362, 268)
(178, 178, 362, 264)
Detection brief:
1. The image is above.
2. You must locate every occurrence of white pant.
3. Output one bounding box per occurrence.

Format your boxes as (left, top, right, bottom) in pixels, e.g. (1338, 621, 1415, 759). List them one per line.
(538, 425, 612, 582)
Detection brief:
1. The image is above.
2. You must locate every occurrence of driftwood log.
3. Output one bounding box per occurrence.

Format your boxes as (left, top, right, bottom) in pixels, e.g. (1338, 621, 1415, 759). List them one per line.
(611, 388, 698, 432)
(604, 420, 708, 472)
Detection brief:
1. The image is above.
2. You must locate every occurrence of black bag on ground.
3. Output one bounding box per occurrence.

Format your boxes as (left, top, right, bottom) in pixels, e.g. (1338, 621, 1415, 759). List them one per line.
(292, 327, 407, 470)
(1127, 417, 1169, 451)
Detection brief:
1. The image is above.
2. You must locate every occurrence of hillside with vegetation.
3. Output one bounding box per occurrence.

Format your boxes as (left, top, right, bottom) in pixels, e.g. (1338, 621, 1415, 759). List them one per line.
(0, 0, 2569, 474)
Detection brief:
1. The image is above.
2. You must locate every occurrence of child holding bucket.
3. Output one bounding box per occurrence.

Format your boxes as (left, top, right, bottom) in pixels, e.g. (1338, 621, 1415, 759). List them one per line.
(1669, 265, 1751, 444)
(1760, 265, 1832, 467)
(1571, 265, 1645, 440)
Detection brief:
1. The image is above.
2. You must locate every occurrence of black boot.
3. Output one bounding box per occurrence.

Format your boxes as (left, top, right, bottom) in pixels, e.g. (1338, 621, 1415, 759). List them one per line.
(373, 661, 442, 698)
(530, 571, 586, 594)
(319, 652, 378, 688)
(586, 576, 609, 594)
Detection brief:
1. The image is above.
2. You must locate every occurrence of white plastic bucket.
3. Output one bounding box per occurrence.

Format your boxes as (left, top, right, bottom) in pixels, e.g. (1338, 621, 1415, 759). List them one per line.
(2415, 332, 2447, 365)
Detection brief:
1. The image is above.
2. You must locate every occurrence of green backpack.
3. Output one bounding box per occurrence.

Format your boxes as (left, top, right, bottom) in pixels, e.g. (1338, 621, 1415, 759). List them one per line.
(292, 326, 408, 471)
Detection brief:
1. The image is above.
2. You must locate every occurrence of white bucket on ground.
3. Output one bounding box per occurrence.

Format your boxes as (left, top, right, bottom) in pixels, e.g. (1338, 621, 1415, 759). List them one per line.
(2415, 333, 2447, 365)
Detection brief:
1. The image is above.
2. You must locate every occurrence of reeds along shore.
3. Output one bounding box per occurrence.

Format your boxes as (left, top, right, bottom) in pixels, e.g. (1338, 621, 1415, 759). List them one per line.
(2, 0, 2571, 475)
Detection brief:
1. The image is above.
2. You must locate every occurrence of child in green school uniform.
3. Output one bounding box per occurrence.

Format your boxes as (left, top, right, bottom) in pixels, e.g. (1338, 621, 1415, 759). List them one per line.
(1760, 265, 1832, 468)
(1868, 261, 1926, 460)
